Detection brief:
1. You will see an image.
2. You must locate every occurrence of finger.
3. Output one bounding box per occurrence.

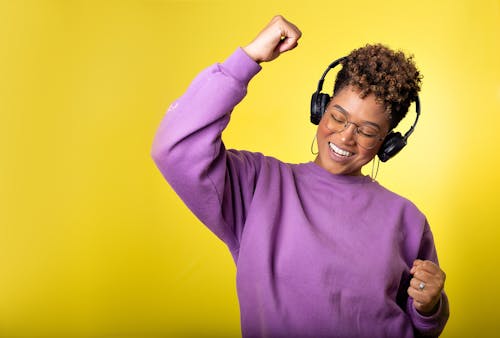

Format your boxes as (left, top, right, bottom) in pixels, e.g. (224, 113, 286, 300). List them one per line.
(412, 269, 435, 284)
(407, 285, 432, 305)
(407, 286, 424, 303)
(411, 259, 423, 268)
(277, 23, 302, 53)
(410, 259, 423, 274)
(278, 38, 299, 53)
(281, 25, 302, 41)
(409, 277, 433, 292)
(276, 15, 301, 36)
(416, 260, 440, 274)
(414, 264, 445, 287)
(411, 267, 445, 292)
(413, 299, 424, 311)
(411, 260, 441, 278)
(408, 286, 441, 315)
(409, 277, 443, 307)
(412, 259, 424, 266)
(411, 296, 429, 314)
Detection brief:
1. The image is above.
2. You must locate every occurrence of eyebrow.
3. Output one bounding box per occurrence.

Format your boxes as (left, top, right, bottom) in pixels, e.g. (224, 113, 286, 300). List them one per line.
(331, 104, 381, 130)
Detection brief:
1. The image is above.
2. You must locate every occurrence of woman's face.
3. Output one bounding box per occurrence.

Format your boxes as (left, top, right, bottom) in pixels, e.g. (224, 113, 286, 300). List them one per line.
(314, 85, 390, 176)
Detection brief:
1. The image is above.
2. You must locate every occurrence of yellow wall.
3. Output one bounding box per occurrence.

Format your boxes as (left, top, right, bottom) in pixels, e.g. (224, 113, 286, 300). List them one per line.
(1, 0, 499, 337)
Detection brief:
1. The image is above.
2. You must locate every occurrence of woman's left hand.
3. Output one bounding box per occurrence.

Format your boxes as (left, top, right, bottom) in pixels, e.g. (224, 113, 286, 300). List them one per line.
(408, 259, 446, 315)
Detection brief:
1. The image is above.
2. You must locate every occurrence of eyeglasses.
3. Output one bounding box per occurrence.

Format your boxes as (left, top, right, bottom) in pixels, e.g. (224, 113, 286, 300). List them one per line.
(325, 105, 385, 149)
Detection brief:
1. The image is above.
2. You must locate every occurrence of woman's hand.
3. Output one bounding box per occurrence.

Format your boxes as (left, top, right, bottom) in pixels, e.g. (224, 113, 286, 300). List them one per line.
(408, 259, 446, 315)
(243, 15, 302, 63)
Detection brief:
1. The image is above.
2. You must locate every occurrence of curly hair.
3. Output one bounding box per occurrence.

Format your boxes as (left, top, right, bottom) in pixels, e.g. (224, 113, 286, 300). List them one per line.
(333, 43, 422, 130)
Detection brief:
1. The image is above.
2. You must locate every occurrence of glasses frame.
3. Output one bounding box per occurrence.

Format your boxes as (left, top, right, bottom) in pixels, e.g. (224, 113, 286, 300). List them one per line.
(325, 106, 386, 150)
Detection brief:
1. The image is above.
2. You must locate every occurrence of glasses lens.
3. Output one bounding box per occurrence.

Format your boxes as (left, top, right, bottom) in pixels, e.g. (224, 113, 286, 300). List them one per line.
(327, 110, 348, 132)
(356, 125, 380, 149)
(326, 107, 382, 149)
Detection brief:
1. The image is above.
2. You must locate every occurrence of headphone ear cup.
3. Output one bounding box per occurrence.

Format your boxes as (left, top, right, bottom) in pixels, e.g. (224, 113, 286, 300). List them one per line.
(377, 132, 407, 162)
(310, 92, 330, 125)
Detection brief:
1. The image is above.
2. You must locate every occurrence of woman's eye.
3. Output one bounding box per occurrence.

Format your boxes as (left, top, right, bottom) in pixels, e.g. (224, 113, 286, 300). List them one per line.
(359, 128, 378, 138)
(330, 113, 345, 123)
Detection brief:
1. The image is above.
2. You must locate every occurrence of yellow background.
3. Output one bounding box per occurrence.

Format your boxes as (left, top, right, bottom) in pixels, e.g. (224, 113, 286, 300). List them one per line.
(1, 0, 499, 337)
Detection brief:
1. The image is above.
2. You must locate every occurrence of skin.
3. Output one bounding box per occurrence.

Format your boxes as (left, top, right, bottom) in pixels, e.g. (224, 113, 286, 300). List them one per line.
(314, 87, 388, 176)
(243, 14, 445, 316)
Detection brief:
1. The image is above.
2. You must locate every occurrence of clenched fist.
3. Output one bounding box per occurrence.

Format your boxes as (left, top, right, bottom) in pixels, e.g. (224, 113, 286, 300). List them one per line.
(408, 259, 446, 315)
(243, 15, 302, 63)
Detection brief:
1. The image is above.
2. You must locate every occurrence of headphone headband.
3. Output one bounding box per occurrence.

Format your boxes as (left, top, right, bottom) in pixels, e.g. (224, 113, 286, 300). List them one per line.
(315, 57, 346, 94)
(403, 95, 420, 141)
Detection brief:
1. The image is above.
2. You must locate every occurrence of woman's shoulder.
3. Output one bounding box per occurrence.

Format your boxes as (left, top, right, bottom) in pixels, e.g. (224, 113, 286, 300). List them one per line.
(373, 181, 426, 220)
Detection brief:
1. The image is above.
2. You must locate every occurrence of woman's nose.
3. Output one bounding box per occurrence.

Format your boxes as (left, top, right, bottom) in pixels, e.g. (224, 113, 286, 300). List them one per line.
(340, 123, 357, 144)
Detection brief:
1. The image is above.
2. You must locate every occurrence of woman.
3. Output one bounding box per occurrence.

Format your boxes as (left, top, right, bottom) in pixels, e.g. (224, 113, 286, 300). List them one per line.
(152, 15, 449, 337)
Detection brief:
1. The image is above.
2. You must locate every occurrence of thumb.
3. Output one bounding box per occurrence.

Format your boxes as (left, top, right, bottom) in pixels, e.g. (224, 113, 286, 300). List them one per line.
(276, 20, 301, 54)
(278, 36, 300, 53)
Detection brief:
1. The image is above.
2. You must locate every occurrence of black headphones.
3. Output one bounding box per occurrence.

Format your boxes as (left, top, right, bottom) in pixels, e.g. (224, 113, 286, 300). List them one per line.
(310, 56, 420, 162)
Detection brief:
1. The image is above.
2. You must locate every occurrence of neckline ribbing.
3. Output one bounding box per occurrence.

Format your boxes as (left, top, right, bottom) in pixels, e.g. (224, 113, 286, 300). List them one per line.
(300, 161, 374, 185)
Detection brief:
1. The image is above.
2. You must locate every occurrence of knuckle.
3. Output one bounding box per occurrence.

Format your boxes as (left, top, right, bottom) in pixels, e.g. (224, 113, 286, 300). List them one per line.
(422, 260, 433, 269)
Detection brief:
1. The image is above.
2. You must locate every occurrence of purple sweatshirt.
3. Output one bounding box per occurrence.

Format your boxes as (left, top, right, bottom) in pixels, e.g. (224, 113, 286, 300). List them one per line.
(152, 48, 449, 337)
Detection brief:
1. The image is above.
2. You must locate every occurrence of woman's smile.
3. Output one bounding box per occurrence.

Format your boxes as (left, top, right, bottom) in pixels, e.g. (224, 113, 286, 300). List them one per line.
(328, 142, 354, 158)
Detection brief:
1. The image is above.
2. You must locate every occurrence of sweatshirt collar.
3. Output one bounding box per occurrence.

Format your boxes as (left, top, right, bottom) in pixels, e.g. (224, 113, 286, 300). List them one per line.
(303, 161, 374, 185)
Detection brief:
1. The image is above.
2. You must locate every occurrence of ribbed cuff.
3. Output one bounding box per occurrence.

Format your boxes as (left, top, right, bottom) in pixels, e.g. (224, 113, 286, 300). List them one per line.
(408, 292, 449, 336)
(221, 48, 262, 86)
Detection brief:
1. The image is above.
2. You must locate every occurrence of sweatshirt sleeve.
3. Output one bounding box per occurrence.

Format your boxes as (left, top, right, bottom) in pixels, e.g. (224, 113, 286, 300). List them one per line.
(407, 222, 450, 337)
(151, 48, 262, 253)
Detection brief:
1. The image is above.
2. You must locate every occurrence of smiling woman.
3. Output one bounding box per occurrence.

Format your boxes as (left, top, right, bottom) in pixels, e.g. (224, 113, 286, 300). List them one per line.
(314, 86, 389, 176)
(152, 15, 449, 337)
(3, 0, 500, 336)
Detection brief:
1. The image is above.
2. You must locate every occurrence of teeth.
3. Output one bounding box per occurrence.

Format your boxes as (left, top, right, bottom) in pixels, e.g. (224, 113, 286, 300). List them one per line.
(329, 142, 353, 157)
